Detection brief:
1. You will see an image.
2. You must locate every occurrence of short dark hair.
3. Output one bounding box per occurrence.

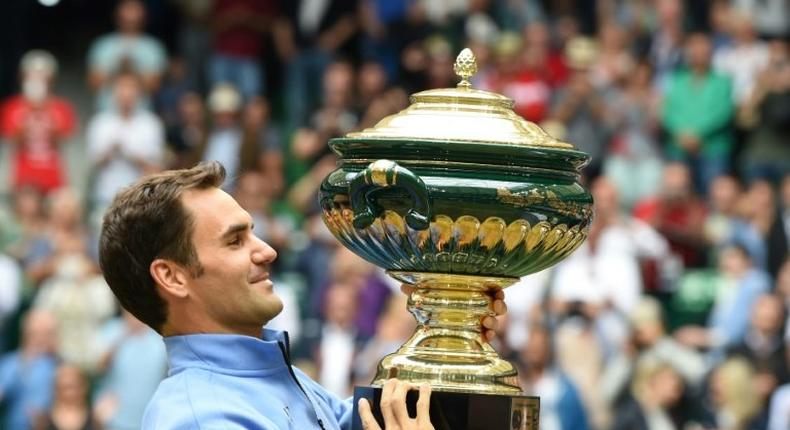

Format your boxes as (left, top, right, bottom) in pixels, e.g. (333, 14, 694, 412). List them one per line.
(99, 162, 226, 333)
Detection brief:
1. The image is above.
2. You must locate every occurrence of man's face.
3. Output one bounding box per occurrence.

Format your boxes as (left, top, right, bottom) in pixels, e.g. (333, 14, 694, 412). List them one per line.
(686, 35, 712, 70)
(181, 187, 281, 335)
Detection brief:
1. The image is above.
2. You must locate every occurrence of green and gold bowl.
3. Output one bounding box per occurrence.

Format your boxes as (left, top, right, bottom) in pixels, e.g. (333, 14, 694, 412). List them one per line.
(318, 49, 592, 396)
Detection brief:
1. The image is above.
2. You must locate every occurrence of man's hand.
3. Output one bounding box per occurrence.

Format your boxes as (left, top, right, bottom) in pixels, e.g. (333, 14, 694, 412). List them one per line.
(678, 132, 700, 153)
(400, 285, 506, 342)
(358, 379, 434, 430)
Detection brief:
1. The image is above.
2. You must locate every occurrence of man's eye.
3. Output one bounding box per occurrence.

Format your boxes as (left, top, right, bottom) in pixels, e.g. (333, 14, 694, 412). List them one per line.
(229, 237, 242, 246)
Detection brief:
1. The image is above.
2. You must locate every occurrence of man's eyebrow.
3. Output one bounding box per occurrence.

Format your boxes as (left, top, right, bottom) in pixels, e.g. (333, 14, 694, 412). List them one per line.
(219, 223, 251, 240)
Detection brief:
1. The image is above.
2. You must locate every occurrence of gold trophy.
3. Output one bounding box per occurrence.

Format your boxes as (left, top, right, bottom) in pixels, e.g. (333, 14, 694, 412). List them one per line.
(319, 49, 593, 430)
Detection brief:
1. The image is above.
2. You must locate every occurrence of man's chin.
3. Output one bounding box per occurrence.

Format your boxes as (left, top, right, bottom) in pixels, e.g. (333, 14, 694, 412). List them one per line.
(260, 296, 285, 323)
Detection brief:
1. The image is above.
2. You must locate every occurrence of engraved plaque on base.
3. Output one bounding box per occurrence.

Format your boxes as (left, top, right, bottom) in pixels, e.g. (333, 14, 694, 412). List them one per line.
(351, 386, 539, 430)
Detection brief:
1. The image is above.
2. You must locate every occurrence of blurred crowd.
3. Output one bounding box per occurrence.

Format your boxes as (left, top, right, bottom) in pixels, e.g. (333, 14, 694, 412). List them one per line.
(0, 0, 788, 429)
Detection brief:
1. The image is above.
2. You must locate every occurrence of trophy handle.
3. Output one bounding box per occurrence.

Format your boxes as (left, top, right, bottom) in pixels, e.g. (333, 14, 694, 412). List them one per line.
(349, 159, 431, 230)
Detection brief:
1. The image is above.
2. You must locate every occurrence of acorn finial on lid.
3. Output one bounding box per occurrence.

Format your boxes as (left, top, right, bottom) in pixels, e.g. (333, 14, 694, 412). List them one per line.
(453, 48, 477, 89)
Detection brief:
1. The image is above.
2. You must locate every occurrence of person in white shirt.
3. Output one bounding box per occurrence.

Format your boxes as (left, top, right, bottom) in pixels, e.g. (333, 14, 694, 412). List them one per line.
(712, 10, 770, 105)
(86, 72, 164, 218)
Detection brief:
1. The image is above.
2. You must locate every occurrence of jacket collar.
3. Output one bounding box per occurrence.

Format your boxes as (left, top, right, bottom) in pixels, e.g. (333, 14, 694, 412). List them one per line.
(164, 328, 290, 373)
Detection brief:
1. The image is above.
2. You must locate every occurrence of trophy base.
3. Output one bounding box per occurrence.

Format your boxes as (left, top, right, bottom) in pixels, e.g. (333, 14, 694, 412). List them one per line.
(351, 386, 539, 430)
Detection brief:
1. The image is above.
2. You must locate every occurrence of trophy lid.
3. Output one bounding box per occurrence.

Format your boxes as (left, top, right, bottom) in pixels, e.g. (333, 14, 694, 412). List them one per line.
(345, 48, 574, 150)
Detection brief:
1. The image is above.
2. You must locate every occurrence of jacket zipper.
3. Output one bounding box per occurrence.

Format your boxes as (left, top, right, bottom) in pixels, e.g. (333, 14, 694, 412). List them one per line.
(277, 333, 327, 430)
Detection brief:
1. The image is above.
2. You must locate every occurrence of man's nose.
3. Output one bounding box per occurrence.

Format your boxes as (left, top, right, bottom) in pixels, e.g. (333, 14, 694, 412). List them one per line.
(251, 235, 277, 264)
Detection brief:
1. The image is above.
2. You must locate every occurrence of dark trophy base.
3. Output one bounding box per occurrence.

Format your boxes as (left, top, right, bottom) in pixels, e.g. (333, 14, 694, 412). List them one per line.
(351, 386, 539, 430)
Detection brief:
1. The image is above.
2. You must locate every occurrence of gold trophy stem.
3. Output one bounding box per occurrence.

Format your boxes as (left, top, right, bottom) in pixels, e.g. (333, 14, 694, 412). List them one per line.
(373, 272, 522, 395)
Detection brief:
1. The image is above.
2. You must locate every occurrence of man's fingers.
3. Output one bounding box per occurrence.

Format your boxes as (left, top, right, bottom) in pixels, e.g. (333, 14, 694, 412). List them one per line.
(358, 398, 382, 430)
(400, 284, 414, 295)
(492, 299, 507, 316)
(380, 379, 398, 428)
(482, 315, 497, 330)
(392, 380, 412, 426)
(415, 384, 433, 429)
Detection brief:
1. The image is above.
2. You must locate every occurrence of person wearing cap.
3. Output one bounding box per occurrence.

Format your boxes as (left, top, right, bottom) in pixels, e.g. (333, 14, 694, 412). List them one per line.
(549, 36, 612, 178)
(194, 83, 244, 191)
(0, 50, 77, 194)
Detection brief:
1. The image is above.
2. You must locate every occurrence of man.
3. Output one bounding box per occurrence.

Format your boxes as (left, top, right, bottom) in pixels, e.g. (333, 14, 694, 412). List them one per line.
(661, 32, 734, 194)
(98, 161, 505, 429)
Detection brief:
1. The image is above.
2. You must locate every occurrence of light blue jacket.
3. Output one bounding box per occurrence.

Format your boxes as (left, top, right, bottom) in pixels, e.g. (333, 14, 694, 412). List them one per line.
(142, 329, 353, 429)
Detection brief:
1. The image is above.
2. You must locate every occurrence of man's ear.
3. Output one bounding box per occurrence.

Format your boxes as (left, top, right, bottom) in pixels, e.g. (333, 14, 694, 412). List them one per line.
(150, 259, 190, 299)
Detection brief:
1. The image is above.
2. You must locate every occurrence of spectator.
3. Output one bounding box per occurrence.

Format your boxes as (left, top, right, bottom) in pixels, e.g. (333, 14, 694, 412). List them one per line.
(310, 248, 392, 340)
(737, 40, 790, 183)
(153, 57, 192, 129)
(675, 243, 771, 352)
(648, 0, 685, 90)
(701, 358, 765, 430)
(727, 294, 789, 405)
(33, 267, 115, 374)
(742, 180, 788, 279)
(198, 83, 244, 191)
(709, 0, 734, 53)
(86, 72, 165, 218)
(713, 10, 770, 105)
(479, 32, 551, 124)
(732, 0, 789, 39)
(31, 189, 117, 373)
(2, 186, 48, 273)
(165, 91, 207, 169)
(601, 60, 664, 210)
(662, 32, 734, 194)
(502, 269, 552, 352)
(521, 22, 569, 88)
(278, 0, 360, 129)
(519, 324, 589, 430)
(634, 163, 708, 273)
(23, 188, 95, 285)
(36, 364, 99, 430)
(590, 21, 634, 91)
(353, 295, 414, 386)
(551, 36, 613, 178)
(600, 297, 706, 408)
(93, 310, 166, 430)
(207, 0, 277, 100)
(286, 62, 355, 214)
(703, 175, 766, 269)
(0, 50, 77, 194)
(297, 283, 362, 398)
(0, 310, 58, 430)
(86, 0, 168, 111)
(611, 359, 685, 430)
(553, 177, 669, 320)
(240, 96, 284, 193)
